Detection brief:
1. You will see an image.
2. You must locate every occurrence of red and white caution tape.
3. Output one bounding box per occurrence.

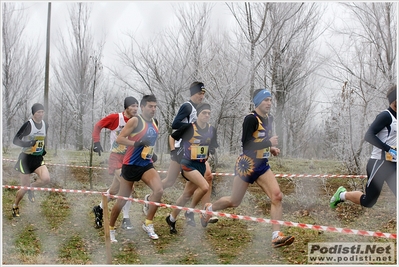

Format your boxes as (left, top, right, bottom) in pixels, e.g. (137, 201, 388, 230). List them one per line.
(2, 158, 367, 178)
(3, 185, 394, 239)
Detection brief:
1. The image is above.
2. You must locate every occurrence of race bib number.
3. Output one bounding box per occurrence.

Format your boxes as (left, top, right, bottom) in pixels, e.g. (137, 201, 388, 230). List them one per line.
(141, 146, 154, 160)
(190, 145, 208, 160)
(32, 136, 45, 154)
(256, 147, 270, 159)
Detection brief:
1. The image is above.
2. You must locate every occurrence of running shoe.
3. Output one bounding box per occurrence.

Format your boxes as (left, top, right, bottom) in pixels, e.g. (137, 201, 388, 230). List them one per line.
(184, 211, 196, 227)
(166, 215, 177, 234)
(92, 205, 103, 228)
(272, 232, 295, 248)
(142, 194, 150, 215)
(200, 203, 212, 227)
(12, 206, 20, 217)
(209, 216, 218, 224)
(27, 190, 35, 203)
(142, 223, 159, 240)
(330, 186, 347, 209)
(110, 229, 118, 243)
(121, 218, 133, 230)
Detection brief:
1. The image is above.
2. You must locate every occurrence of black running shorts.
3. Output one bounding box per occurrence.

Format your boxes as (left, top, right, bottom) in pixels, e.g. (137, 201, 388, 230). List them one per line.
(14, 153, 44, 174)
(121, 163, 154, 182)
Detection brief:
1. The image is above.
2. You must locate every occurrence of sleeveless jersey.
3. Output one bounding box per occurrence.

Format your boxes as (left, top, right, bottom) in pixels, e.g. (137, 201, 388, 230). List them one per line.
(110, 112, 127, 154)
(371, 109, 397, 162)
(22, 119, 46, 156)
(123, 115, 159, 166)
(174, 101, 197, 148)
(182, 122, 214, 163)
(243, 113, 273, 160)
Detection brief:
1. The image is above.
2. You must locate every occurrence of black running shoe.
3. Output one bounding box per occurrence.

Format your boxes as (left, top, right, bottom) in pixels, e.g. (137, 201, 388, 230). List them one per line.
(92, 205, 103, 228)
(184, 211, 196, 227)
(166, 215, 177, 234)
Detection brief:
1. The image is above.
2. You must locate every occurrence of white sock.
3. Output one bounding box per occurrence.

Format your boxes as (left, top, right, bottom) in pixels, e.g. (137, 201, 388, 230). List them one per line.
(272, 231, 280, 240)
(169, 214, 176, 222)
(99, 189, 112, 209)
(122, 200, 131, 218)
(106, 189, 111, 202)
(340, 192, 346, 201)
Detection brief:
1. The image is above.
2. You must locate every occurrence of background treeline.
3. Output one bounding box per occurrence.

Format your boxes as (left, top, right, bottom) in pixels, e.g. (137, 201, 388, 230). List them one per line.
(2, 2, 397, 175)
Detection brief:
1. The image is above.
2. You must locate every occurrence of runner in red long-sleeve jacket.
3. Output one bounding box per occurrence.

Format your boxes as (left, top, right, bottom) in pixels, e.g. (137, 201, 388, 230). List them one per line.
(92, 96, 139, 230)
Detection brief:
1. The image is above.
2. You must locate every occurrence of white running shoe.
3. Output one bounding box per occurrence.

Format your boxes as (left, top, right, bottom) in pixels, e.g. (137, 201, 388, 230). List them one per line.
(110, 229, 118, 243)
(142, 223, 159, 240)
(142, 194, 150, 215)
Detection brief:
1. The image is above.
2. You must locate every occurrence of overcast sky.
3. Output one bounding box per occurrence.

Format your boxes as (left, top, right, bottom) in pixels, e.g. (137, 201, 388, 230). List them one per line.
(14, 1, 348, 109)
(22, 1, 236, 67)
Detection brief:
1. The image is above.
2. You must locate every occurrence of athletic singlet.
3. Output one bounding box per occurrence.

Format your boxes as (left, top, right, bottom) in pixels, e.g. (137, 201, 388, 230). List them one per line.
(243, 113, 273, 160)
(123, 115, 159, 166)
(174, 101, 197, 148)
(371, 109, 397, 162)
(22, 119, 46, 156)
(110, 112, 127, 154)
(181, 122, 215, 162)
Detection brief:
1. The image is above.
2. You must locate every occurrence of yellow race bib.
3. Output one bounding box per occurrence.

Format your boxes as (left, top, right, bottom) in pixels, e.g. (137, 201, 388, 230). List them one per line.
(190, 145, 208, 160)
(32, 136, 45, 154)
(141, 146, 154, 160)
(256, 147, 270, 159)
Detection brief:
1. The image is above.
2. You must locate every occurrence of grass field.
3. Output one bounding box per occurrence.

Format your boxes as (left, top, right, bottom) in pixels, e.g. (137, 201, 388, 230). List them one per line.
(2, 149, 397, 265)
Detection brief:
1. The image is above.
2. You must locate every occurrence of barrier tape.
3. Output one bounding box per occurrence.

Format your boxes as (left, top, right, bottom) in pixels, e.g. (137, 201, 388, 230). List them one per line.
(2, 158, 367, 178)
(2, 185, 395, 239)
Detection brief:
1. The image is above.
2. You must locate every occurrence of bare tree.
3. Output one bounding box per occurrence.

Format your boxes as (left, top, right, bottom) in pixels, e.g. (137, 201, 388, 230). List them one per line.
(112, 3, 215, 153)
(228, 2, 325, 156)
(2, 2, 43, 151)
(323, 2, 396, 173)
(52, 3, 105, 150)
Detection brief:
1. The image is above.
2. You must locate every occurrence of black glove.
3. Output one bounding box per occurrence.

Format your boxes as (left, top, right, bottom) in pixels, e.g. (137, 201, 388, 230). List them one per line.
(25, 140, 37, 147)
(42, 148, 47, 156)
(93, 142, 103, 156)
(152, 153, 158, 163)
(134, 138, 151, 147)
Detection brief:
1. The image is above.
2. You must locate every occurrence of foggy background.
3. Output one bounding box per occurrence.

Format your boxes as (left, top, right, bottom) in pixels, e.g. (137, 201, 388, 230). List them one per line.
(2, 2, 397, 175)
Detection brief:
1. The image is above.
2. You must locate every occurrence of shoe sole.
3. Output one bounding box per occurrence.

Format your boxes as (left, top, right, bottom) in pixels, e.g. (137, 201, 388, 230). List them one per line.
(209, 217, 218, 224)
(200, 217, 208, 227)
(330, 186, 346, 209)
(272, 236, 295, 248)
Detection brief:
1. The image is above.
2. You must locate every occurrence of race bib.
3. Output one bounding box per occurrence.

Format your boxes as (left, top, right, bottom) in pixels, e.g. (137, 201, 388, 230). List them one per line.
(190, 145, 208, 160)
(256, 147, 270, 159)
(385, 147, 397, 162)
(32, 136, 45, 154)
(141, 146, 154, 160)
